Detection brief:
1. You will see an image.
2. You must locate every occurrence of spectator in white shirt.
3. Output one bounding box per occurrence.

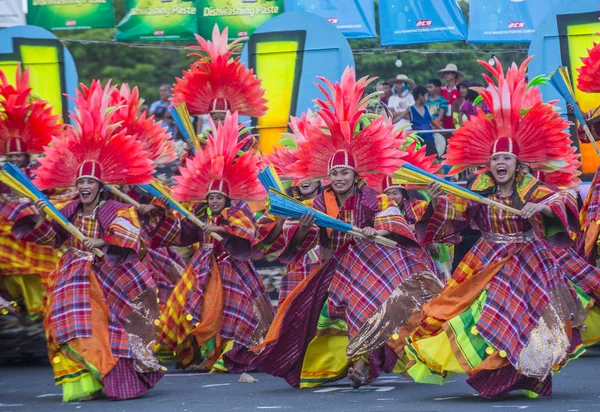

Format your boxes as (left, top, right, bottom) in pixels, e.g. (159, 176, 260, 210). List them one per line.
(388, 74, 415, 129)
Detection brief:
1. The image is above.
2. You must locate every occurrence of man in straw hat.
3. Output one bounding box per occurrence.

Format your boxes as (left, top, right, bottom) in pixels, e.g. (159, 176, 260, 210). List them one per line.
(388, 74, 416, 128)
(437, 63, 465, 129)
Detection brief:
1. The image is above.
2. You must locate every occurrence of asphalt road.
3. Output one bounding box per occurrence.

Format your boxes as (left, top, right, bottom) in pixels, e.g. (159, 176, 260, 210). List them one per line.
(2, 348, 600, 412)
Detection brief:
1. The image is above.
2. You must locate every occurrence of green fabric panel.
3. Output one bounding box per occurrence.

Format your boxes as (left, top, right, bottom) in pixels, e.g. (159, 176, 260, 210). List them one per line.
(317, 299, 348, 332)
(541, 214, 566, 238)
(447, 290, 489, 369)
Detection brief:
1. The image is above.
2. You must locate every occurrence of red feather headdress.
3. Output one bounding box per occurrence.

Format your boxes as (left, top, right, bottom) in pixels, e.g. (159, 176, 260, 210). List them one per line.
(34, 80, 155, 189)
(173, 111, 265, 201)
(0, 65, 62, 156)
(110, 84, 177, 165)
(172, 24, 268, 117)
(284, 66, 407, 182)
(577, 37, 600, 93)
(264, 109, 324, 179)
(535, 146, 582, 188)
(444, 57, 573, 175)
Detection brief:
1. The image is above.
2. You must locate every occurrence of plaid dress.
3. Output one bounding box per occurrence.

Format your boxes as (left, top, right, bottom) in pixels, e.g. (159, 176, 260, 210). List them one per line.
(12, 199, 163, 400)
(409, 172, 588, 398)
(252, 184, 442, 387)
(153, 200, 274, 369)
(577, 166, 600, 263)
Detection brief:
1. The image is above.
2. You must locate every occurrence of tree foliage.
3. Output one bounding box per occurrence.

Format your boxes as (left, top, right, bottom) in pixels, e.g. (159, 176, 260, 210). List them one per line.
(56, 0, 529, 103)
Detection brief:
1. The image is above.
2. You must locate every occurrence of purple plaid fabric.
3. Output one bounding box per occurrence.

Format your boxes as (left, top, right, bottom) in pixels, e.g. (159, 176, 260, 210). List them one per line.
(184, 246, 271, 346)
(553, 246, 600, 300)
(146, 247, 185, 304)
(467, 365, 552, 399)
(103, 358, 164, 400)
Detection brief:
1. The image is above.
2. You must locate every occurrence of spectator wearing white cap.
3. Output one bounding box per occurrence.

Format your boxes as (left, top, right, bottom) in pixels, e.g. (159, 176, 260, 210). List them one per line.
(388, 74, 415, 129)
(437, 63, 465, 130)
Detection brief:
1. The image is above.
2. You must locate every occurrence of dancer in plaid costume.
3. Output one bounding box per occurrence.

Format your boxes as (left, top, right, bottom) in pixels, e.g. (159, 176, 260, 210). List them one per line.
(12, 81, 163, 402)
(406, 57, 589, 398)
(107, 85, 184, 310)
(575, 39, 600, 264)
(247, 67, 442, 389)
(152, 111, 273, 371)
(0, 65, 61, 316)
(367, 140, 454, 280)
(520, 164, 600, 348)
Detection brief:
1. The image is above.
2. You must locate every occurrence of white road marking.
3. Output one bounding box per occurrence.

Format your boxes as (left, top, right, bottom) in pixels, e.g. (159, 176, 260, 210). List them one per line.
(313, 388, 342, 393)
(202, 383, 231, 388)
(492, 407, 529, 410)
(0, 404, 23, 407)
(313, 385, 395, 393)
(434, 397, 462, 401)
(36, 393, 61, 398)
(256, 407, 283, 409)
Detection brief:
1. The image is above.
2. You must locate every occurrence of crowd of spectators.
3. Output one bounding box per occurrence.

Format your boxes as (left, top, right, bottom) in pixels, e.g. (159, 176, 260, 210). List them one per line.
(368, 63, 491, 159)
(146, 64, 492, 163)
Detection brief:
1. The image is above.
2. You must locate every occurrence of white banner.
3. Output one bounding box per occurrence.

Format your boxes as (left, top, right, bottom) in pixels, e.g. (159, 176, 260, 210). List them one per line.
(0, 0, 25, 27)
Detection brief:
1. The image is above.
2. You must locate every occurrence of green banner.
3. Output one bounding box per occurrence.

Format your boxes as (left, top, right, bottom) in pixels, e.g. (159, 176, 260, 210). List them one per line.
(26, 0, 115, 30)
(116, 0, 197, 42)
(197, 0, 283, 40)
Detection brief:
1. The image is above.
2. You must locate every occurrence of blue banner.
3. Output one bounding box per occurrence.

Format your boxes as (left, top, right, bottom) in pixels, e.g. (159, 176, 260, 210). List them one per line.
(468, 0, 561, 43)
(283, 0, 376, 39)
(378, 0, 467, 45)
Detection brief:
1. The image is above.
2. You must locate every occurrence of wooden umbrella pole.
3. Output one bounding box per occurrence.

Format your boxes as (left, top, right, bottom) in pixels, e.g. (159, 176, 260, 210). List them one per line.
(479, 198, 522, 216)
(186, 213, 224, 242)
(349, 227, 397, 248)
(62, 220, 104, 257)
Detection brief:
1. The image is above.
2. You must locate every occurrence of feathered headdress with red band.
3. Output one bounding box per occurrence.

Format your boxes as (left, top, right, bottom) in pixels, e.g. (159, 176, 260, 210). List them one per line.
(34, 80, 155, 189)
(173, 111, 265, 201)
(172, 24, 268, 117)
(0, 65, 62, 156)
(109, 84, 177, 165)
(577, 36, 600, 93)
(444, 57, 573, 175)
(284, 66, 406, 182)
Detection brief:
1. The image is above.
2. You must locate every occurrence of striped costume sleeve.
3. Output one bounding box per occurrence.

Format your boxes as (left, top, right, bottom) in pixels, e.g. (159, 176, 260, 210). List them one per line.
(104, 206, 143, 254)
(221, 204, 256, 242)
(416, 194, 480, 245)
(278, 221, 319, 265)
(374, 194, 420, 249)
(251, 215, 287, 257)
(532, 186, 580, 247)
(151, 211, 202, 248)
(406, 199, 429, 224)
(11, 202, 68, 248)
(219, 202, 259, 261)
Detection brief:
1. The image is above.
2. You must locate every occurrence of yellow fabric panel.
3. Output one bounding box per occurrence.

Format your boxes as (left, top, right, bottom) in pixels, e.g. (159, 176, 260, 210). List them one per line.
(299, 334, 351, 388)
(407, 330, 465, 375)
(1, 275, 44, 315)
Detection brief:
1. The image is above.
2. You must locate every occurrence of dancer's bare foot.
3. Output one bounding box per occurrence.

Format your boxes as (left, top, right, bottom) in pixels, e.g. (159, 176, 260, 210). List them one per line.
(347, 367, 363, 389)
